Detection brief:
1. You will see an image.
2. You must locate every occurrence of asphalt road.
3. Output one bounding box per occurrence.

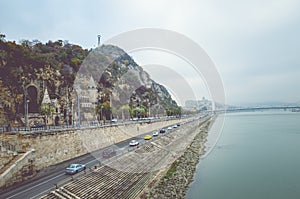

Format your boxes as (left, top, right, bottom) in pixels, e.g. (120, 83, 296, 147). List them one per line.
(0, 122, 183, 199)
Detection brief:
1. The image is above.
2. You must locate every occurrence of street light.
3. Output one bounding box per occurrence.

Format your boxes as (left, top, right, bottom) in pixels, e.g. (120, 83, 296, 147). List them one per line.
(110, 93, 112, 123)
(25, 99, 29, 129)
(73, 88, 81, 126)
(18, 67, 30, 129)
(99, 104, 103, 125)
(61, 64, 73, 126)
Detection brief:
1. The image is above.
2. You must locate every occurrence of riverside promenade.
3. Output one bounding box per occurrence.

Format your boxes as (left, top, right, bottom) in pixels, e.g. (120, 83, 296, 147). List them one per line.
(40, 116, 214, 199)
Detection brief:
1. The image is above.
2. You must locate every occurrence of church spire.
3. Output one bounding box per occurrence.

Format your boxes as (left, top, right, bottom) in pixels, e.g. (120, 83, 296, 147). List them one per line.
(42, 88, 51, 104)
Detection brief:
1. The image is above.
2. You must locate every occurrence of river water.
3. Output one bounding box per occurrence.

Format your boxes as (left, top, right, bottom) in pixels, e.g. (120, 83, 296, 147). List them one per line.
(187, 111, 300, 199)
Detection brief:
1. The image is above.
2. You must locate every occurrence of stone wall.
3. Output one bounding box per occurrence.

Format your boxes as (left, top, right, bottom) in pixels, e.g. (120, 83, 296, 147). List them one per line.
(0, 119, 181, 189)
(0, 149, 36, 189)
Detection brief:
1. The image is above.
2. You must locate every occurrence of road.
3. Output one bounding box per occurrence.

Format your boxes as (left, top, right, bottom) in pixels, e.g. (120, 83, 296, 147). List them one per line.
(0, 122, 183, 199)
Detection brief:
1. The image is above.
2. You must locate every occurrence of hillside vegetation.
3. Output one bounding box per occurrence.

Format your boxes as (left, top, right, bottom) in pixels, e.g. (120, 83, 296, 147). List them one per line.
(0, 34, 180, 125)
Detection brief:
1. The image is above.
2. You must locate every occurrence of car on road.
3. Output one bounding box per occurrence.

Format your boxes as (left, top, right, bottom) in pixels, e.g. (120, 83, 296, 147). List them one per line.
(144, 134, 152, 140)
(177, 123, 181, 127)
(159, 128, 166, 133)
(167, 126, 173, 130)
(102, 148, 117, 158)
(31, 122, 46, 129)
(152, 131, 159, 136)
(65, 163, 86, 175)
(129, 140, 139, 146)
(111, 118, 118, 123)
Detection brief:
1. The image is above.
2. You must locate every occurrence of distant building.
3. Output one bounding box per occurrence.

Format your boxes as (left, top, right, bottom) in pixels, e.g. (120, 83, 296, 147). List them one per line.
(185, 97, 212, 111)
(73, 75, 98, 123)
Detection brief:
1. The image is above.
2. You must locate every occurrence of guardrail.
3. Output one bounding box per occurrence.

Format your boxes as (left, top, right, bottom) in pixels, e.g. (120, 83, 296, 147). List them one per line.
(0, 116, 187, 134)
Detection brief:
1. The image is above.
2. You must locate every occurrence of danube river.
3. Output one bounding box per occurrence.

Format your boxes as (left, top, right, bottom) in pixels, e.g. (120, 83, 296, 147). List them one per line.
(187, 111, 300, 199)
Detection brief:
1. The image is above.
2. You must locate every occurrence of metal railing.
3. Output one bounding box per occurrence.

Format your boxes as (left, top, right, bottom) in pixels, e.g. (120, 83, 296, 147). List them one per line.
(0, 116, 186, 134)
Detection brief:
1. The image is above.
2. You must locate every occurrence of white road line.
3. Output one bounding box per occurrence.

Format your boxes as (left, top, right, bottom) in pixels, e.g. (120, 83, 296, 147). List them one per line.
(30, 187, 53, 199)
(6, 173, 64, 199)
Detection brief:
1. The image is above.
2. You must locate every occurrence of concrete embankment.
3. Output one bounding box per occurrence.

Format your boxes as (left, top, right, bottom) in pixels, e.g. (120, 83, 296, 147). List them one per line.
(141, 117, 214, 199)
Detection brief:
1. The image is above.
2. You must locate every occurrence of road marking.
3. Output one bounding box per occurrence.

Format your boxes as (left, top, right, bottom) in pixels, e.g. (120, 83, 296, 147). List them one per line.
(30, 187, 53, 199)
(6, 119, 194, 198)
(6, 173, 65, 199)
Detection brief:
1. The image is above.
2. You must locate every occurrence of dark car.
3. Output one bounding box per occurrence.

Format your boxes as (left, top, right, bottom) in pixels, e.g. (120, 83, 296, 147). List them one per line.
(102, 148, 117, 158)
(160, 128, 166, 133)
(31, 122, 46, 129)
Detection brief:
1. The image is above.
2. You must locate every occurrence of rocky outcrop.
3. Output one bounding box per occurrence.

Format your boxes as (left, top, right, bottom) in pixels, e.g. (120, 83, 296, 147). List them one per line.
(78, 45, 180, 119)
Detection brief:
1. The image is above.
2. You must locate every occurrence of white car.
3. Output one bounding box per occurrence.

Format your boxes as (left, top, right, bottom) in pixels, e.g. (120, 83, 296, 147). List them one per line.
(111, 118, 118, 123)
(129, 140, 139, 146)
(167, 126, 173, 130)
(152, 131, 159, 136)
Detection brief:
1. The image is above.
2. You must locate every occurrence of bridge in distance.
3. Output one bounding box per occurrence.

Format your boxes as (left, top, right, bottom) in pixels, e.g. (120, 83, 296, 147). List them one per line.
(215, 106, 300, 113)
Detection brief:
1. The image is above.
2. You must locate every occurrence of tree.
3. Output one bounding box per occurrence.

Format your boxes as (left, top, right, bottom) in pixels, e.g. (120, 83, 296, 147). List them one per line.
(40, 103, 55, 124)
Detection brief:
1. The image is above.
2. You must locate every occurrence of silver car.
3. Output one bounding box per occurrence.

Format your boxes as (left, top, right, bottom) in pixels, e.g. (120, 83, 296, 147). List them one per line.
(65, 163, 86, 174)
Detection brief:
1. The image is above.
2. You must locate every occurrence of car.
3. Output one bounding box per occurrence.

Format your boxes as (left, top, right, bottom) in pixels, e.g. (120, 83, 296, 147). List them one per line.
(129, 140, 139, 146)
(111, 118, 118, 123)
(102, 148, 117, 158)
(160, 129, 166, 133)
(152, 131, 159, 136)
(90, 121, 99, 126)
(172, 125, 178, 128)
(31, 122, 46, 129)
(65, 163, 86, 175)
(167, 126, 173, 130)
(144, 134, 152, 140)
(177, 123, 181, 127)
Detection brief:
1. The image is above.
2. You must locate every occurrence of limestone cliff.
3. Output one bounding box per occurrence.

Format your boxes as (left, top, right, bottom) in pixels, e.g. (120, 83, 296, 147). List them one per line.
(76, 45, 180, 119)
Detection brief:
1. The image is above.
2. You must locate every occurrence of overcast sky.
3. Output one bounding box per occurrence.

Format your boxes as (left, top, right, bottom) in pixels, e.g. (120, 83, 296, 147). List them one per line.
(1, 0, 300, 106)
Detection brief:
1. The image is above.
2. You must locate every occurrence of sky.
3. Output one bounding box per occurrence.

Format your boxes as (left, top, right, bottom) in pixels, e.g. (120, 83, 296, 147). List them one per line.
(1, 0, 300, 106)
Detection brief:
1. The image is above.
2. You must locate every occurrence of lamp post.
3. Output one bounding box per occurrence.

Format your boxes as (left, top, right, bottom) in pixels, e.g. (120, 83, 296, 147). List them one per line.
(66, 86, 69, 126)
(109, 93, 112, 123)
(77, 91, 81, 126)
(61, 64, 73, 126)
(19, 67, 29, 129)
(25, 99, 29, 129)
(101, 105, 103, 122)
(73, 88, 81, 126)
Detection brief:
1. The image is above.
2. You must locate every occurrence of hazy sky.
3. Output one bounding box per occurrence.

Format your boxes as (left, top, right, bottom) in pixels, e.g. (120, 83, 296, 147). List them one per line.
(1, 0, 300, 105)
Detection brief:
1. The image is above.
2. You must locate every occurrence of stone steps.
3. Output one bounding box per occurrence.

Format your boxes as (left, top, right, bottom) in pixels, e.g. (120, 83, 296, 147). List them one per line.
(41, 119, 201, 199)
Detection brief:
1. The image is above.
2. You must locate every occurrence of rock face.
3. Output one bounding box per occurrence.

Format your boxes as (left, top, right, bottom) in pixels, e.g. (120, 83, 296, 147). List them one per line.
(77, 45, 180, 119)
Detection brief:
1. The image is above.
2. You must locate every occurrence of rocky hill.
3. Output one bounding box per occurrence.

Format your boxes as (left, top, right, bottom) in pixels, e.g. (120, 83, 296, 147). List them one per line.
(0, 35, 180, 125)
(76, 45, 180, 120)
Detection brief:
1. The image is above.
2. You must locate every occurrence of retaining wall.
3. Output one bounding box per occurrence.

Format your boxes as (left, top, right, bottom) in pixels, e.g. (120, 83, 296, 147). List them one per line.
(0, 119, 181, 189)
